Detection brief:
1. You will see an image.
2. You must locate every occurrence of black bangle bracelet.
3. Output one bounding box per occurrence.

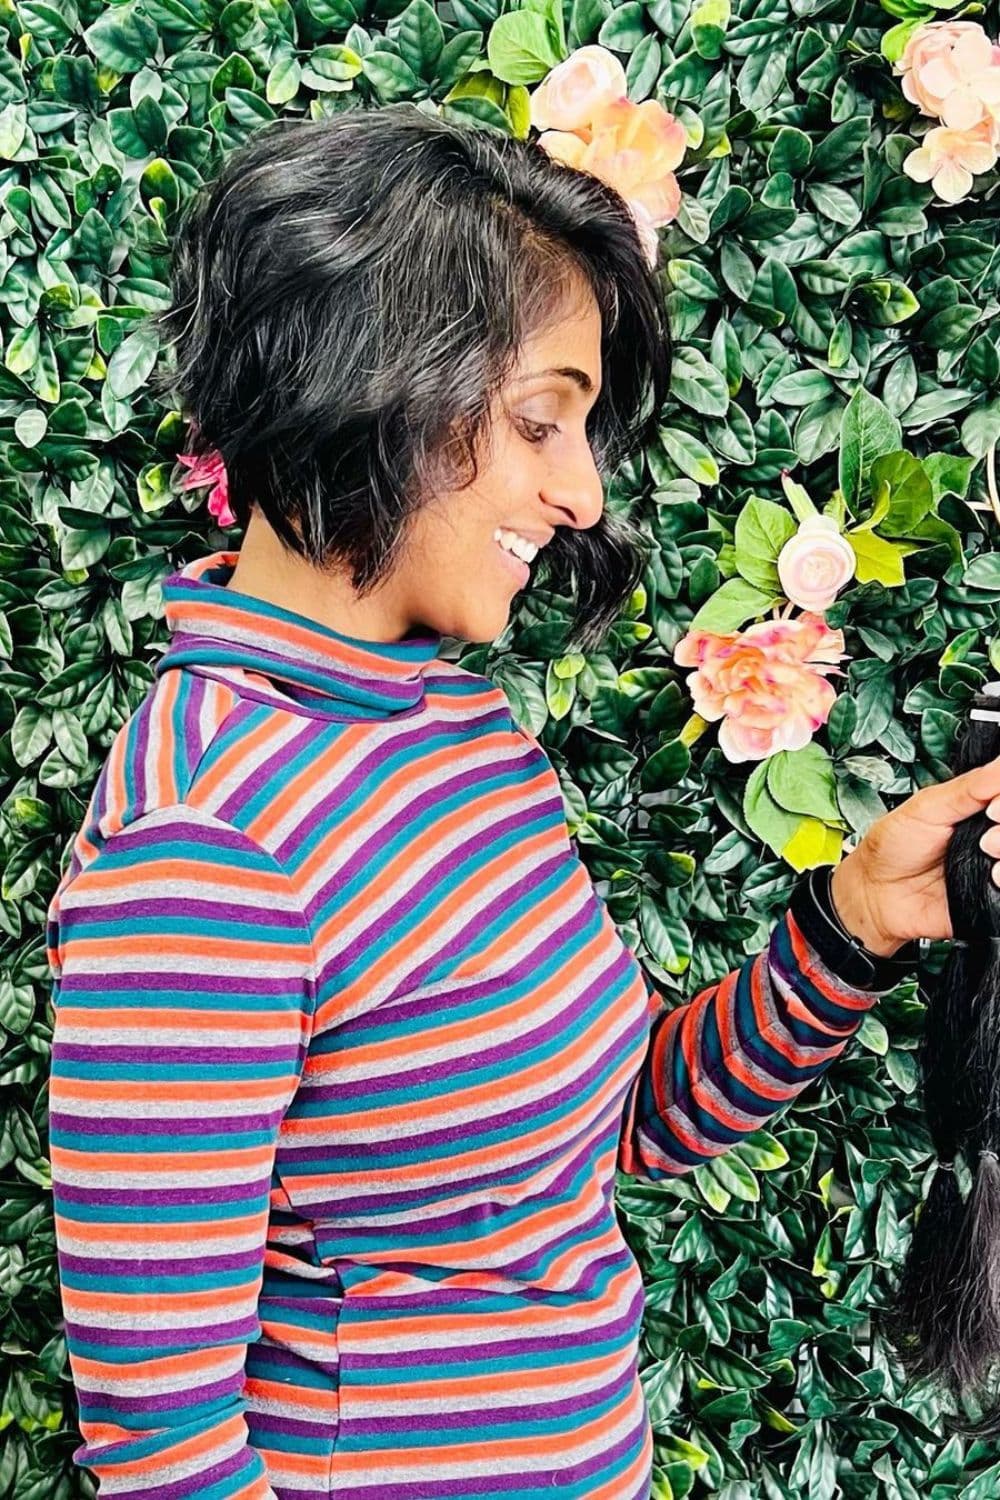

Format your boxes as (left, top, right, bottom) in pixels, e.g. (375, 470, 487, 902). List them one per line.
(788, 867, 920, 991)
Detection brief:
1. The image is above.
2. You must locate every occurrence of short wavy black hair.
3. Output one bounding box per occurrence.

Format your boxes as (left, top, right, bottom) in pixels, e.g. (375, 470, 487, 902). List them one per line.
(154, 103, 672, 651)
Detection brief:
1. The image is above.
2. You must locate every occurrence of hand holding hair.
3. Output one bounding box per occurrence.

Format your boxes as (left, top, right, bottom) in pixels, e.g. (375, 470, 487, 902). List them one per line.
(878, 686, 1000, 1431)
(830, 745, 1000, 957)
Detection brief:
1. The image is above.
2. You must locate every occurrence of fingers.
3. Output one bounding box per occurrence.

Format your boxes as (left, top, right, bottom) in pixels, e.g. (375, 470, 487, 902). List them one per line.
(914, 756, 1000, 827)
(980, 820, 1000, 885)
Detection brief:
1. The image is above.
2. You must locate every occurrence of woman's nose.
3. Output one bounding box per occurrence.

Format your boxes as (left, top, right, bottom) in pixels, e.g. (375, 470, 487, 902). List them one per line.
(541, 443, 605, 531)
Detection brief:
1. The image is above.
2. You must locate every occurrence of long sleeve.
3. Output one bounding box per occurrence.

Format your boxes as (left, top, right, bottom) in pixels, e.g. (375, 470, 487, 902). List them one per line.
(46, 805, 317, 1498)
(618, 909, 879, 1179)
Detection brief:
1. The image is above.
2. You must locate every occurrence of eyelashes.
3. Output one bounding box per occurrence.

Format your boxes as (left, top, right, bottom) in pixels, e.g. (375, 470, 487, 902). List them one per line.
(515, 418, 560, 444)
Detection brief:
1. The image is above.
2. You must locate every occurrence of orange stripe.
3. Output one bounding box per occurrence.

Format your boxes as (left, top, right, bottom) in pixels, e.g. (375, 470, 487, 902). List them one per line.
(50, 1141, 278, 1176)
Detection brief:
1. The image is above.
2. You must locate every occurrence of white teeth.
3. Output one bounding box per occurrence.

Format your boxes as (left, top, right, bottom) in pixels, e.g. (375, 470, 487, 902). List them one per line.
(494, 528, 539, 563)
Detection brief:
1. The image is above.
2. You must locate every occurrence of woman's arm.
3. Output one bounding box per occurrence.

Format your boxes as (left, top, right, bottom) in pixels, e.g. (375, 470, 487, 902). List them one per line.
(46, 805, 317, 1498)
(617, 908, 878, 1178)
(619, 753, 1000, 1179)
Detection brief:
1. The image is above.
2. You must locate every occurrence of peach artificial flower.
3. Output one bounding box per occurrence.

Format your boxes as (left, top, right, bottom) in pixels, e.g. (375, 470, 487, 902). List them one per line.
(777, 515, 857, 613)
(529, 45, 627, 134)
(674, 614, 846, 764)
(177, 448, 236, 529)
(896, 22, 1000, 132)
(903, 121, 999, 203)
(537, 95, 686, 264)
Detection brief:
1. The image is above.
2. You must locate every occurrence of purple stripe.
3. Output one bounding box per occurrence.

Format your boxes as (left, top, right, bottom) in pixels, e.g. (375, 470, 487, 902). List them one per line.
(52, 1044, 299, 1065)
(281, 1139, 618, 1224)
(385, 845, 572, 1000)
(63, 1315, 259, 1348)
(80, 1371, 243, 1417)
(49, 1110, 286, 1138)
(58, 1247, 263, 1277)
(167, 630, 421, 708)
(180, 667, 207, 796)
(244, 1408, 340, 1440)
(52, 973, 299, 996)
(65, 896, 301, 928)
(327, 750, 554, 903)
(132, 695, 150, 813)
(270, 706, 515, 865)
(53, 1177, 269, 1208)
(92, 812, 258, 856)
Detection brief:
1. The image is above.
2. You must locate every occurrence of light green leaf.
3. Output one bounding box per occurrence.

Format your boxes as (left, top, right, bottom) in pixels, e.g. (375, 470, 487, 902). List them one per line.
(487, 10, 563, 84)
(658, 427, 720, 487)
(687, 577, 775, 632)
(848, 529, 908, 587)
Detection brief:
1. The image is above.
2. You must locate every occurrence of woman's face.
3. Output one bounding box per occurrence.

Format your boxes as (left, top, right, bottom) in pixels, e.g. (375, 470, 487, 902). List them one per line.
(229, 280, 606, 646)
(396, 281, 606, 643)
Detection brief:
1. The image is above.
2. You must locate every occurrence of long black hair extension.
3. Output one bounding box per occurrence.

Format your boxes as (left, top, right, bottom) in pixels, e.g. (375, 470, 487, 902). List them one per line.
(888, 682, 1000, 1430)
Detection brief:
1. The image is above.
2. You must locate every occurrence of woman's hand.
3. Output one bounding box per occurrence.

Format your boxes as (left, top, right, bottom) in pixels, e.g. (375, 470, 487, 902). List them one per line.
(830, 757, 1000, 956)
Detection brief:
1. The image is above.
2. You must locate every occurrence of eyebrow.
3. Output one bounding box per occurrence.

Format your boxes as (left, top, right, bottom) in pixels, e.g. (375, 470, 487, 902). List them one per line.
(511, 366, 597, 395)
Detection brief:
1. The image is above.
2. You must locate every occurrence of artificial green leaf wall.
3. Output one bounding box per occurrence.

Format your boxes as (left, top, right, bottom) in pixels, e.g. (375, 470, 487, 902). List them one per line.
(2, 0, 1000, 1492)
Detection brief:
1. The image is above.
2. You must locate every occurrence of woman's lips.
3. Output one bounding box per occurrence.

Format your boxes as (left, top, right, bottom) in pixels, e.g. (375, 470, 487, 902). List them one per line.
(495, 540, 531, 588)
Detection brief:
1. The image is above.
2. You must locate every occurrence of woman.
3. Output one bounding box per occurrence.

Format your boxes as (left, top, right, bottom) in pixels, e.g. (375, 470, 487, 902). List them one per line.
(45, 103, 1000, 1500)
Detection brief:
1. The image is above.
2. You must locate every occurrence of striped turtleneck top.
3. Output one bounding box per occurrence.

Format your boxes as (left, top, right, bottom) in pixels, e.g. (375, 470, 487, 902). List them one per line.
(46, 550, 879, 1500)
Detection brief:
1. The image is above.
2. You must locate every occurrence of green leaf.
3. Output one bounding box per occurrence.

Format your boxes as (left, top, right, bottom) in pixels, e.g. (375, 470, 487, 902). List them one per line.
(15, 409, 47, 448)
(599, 0, 645, 49)
(733, 497, 796, 592)
(669, 347, 729, 419)
(691, 0, 729, 58)
(744, 762, 801, 858)
(869, 451, 933, 537)
(487, 10, 563, 83)
(106, 326, 159, 400)
(848, 530, 908, 587)
(84, 5, 158, 70)
(396, 0, 445, 76)
(782, 818, 843, 871)
(839, 387, 903, 509)
(766, 744, 841, 823)
(769, 127, 811, 175)
(641, 739, 691, 791)
(734, 1131, 789, 1171)
(362, 49, 422, 101)
(923, 452, 974, 503)
(658, 427, 720, 487)
(857, 1014, 889, 1055)
(266, 56, 303, 104)
(688, 577, 775, 632)
(6, 322, 40, 377)
(640, 895, 691, 974)
(961, 399, 1000, 459)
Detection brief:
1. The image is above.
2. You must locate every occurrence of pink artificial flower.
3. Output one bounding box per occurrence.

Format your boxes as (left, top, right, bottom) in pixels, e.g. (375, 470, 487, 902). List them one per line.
(896, 22, 1000, 132)
(529, 45, 627, 134)
(177, 448, 236, 529)
(674, 614, 847, 764)
(777, 515, 857, 613)
(537, 95, 686, 265)
(903, 121, 998, 202)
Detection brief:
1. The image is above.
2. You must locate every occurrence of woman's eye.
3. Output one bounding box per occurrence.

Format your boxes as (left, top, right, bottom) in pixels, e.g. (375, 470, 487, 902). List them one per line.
(517, 418, 560, 444)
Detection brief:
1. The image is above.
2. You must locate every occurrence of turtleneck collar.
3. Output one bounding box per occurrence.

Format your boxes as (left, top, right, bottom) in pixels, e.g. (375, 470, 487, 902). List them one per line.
(155, 550, 443, 719)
